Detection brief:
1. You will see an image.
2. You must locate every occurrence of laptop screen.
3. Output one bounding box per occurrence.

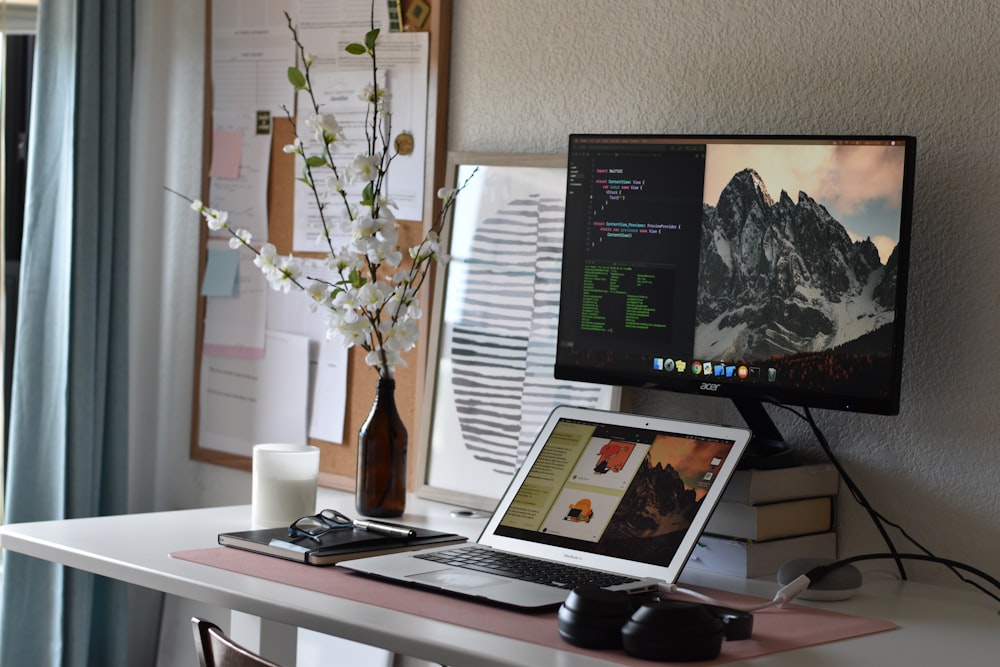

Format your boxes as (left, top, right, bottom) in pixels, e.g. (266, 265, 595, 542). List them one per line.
(490, 415, 741, 568)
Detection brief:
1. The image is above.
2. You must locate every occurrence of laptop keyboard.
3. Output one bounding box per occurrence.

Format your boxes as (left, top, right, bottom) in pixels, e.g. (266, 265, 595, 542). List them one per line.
(415, 545, 641, 589)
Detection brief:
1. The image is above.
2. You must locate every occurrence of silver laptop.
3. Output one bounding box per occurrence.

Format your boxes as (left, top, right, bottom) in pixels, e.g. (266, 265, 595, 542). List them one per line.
(341, 406, 751, 610)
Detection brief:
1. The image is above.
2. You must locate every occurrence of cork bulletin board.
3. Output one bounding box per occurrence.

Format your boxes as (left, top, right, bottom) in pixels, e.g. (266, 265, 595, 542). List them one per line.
(191, 0, 453, 491)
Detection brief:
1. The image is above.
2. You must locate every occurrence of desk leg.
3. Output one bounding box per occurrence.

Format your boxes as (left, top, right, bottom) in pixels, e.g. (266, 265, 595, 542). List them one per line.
(230, 610, 298, 666)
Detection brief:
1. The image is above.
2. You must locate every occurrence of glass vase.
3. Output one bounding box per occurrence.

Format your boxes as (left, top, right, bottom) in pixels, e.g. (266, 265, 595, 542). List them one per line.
(356, 376, 407, 517)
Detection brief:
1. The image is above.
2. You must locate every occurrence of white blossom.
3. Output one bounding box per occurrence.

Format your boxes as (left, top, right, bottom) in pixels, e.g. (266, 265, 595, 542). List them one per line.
(346, 153, 381, 184)
(387, 293, 421, 321)
(305, 281, 330, 312)
(333, 317, 368, 347)
(381, 247, 404, 267)
(353, 214, 378, 241)
(325, 175, 344, 193)
(229, 229, 252, 249)
(410, 232, 441, 262)
(265, 255, 301, 293)
(199, 206, 228, 231)
(332, 289, 362, 321)
(327, 248, 362, 274)
(381, 317, 418, 352)
(357, 281, 391, 312)
(366, 346, 403, 372)
(360, 82, 391, 106)
(308, 113, 342, 145)
(254, 243, 278, 271)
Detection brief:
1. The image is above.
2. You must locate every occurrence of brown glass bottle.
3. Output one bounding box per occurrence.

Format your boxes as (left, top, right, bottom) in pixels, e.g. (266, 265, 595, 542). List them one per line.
(356, 377, 407, 517)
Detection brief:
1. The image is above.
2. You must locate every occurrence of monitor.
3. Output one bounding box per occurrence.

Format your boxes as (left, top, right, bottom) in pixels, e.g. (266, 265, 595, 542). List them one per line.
(555, 134, 917, 467)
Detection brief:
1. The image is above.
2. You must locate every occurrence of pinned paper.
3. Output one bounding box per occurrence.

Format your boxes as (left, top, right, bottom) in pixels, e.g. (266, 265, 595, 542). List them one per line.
(209, 129, 243, 179)
(201, 248, 240, 297)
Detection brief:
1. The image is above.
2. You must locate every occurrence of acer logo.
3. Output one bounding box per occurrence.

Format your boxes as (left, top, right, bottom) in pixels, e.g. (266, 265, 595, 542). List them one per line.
(699, 382, 721, 391)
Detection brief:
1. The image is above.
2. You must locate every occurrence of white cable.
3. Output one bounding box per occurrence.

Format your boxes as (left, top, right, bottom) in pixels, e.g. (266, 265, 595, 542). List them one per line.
(656, 575, 811, 612)
(772, 575, 811, 606)
(671, 585, 722, 605)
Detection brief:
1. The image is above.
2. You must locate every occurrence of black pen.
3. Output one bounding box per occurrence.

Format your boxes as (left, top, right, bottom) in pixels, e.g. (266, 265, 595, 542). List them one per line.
(353, 519, 416, 538)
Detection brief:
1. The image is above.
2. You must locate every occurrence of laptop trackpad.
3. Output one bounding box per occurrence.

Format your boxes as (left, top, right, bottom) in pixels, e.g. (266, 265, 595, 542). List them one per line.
(408, 568, 507, 590)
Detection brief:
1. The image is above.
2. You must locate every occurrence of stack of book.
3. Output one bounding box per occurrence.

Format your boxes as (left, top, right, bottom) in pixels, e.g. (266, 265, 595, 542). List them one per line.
(686, 462, 840, 578)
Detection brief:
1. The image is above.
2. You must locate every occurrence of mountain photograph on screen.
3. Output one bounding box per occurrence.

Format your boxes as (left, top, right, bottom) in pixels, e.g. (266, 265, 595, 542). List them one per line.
(694, 143, 907, 398)
(597, 453, 701, 564)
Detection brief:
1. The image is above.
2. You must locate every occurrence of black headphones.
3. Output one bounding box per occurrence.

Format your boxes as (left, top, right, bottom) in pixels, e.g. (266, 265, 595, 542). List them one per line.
(557, 586, 753, 661)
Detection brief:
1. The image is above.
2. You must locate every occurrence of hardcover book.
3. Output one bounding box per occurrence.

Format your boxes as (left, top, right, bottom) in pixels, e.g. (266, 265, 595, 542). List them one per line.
(684, 532, 838, 578)
(219, 524, 467, 566)
(721, 462, 840, 505)
(705, 496, 835, 542)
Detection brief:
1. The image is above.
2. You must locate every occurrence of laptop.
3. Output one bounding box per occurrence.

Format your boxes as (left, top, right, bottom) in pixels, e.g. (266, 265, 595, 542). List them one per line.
(340, 406, 751, 610)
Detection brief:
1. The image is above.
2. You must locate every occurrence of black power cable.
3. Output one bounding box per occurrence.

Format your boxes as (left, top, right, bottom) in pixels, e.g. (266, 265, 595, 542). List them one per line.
(771, 402, 1000, 605)
(771, 403, 907, 579)
(807, 554, 1000, 606)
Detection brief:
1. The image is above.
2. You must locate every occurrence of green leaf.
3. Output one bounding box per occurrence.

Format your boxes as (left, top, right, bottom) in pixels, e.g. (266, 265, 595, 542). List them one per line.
(345, 43, 367, 55)
(361, 182, 375, 206)
(287, 67, 306, 89)
(365, 28, 380, 52)
(299, 165, 313, 186)
(305, 155, 326, 168)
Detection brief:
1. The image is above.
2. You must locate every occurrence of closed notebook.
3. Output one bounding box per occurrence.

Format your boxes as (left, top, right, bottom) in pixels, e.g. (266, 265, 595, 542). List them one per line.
(219, 524, 467, 566)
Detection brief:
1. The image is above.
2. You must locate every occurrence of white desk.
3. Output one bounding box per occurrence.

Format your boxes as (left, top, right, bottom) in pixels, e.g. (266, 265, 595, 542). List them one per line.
(1, 496, 998, 666)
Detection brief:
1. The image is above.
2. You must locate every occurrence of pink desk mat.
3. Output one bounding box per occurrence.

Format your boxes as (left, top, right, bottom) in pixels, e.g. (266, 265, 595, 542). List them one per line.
(171, 547, 896, 665)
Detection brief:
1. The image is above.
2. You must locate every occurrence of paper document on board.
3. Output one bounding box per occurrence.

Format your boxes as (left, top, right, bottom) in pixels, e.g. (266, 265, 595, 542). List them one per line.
(208, 110, 271, 243)
(264, 258, 349, 443)
(211, 0, 297, 115)
(199, 331, 310, 456)
(294, 2, 430, 229)
(297, 0, 391, 34)
(203, 240, 267, 357)
(309, 339, 348, 443)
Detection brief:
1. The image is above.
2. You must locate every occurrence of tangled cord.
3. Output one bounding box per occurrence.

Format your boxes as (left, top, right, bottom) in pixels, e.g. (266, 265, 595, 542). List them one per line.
(762, 402, 1000, 606)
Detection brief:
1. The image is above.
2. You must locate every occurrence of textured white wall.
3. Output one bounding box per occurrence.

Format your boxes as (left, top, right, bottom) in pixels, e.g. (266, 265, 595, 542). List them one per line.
(448, 0, 1000, 586)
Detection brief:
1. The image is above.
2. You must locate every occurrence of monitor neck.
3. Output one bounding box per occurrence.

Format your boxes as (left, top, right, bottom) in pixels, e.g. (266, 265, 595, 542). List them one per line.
(731, 397, 799, 469)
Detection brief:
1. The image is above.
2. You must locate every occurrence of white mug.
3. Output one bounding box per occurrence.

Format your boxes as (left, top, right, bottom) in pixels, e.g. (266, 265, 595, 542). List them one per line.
(251, 443, 320, 529)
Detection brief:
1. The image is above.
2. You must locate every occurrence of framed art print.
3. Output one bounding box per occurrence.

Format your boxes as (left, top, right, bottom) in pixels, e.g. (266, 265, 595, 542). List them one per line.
(416, 152, 620, 510)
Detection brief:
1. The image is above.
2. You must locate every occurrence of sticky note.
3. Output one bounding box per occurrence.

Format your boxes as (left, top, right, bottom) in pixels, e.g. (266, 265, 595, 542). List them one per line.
(201, 248, 240, 297)
(209, 129, 243, 179)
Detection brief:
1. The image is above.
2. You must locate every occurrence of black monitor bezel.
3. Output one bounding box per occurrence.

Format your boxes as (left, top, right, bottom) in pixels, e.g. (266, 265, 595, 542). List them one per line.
(555, 133, 917, 416)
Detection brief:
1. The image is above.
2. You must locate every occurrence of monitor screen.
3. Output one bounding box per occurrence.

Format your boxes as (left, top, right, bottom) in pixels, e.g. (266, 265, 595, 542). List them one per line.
(555, 134, 916, 438)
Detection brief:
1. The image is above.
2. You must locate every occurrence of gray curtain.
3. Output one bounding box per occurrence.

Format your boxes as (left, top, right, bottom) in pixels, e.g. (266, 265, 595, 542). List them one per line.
(0, 0, 157, 664)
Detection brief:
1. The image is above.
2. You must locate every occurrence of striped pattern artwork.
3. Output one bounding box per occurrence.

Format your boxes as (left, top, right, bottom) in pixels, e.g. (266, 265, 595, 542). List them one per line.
(443, 183, 614, 479)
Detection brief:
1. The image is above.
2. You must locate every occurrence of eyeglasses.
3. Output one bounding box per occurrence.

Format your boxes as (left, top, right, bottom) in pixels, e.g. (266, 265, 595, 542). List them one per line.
(288, 509, 353, 542)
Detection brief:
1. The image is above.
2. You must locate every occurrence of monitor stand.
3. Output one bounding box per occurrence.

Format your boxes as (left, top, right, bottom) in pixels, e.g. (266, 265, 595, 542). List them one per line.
(732, 397, 799, 470)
